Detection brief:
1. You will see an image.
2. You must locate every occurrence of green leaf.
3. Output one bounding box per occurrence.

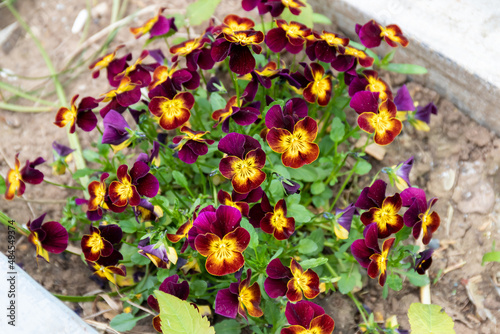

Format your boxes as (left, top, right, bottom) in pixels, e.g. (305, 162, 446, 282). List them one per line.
(383, 63, 428, 74)
(408, 303, 455, 334)
(311, 181, 325, 195)
(213, 319, 241, 334)
(264, 300, 283, 328)
(338, 267, 362, 294)
(354, 159, 372, 175)
(403, 269, 430, 287)
(482, 251, 500, 265)
(241, 219, 259, 250)
(190, 280, 208, 297)
(110, 313, 149, 332)
(186, 0, 221, 26)
(298, 239, 318, 254)
(282, 3, 313, 27)
(381, 50, 396, 65)
(329, 117, 345, 142)
(387, 274, 403, 291)
(209, 92, 227, 111)
(131, 252, 150, 265)
(119, 219, 138, 233)
(288, 165, 318, 182)
(308, 229, 325, 255)
(288, 203, 314, 223)
(83, 149, 101, 163)
(300, 257, 328, 270)
(72, 168, 95, 179)
(0, 174, 6, 194)
(155, 290, 216, 334)
(312, 13, 332, 25)
(172, 170, 188, 189)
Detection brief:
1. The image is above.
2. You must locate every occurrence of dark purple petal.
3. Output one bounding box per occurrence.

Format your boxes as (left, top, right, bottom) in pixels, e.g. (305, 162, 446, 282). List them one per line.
(186, 140, 208, 156)
(100, 99, 127, 118)
(264, 277, 288, 298)
(99, 224, 123, 245)
(243, 77, 259, 102)
(265, 28, 287, 53)
(229, 45, 256, 75)
(215, 288, 239, 319)
(211, 205, 242, 238)
(211, 38, 231, 62)
(348, 77, 368, 97)
(218, 132, 261, 159)
(76, 110, 97, 132)
(136, 173, 159, 198)
(415, 102, 438, 124)
(242, 0, 260, 11)
(403, 200, 422, 228)
(148, 49, 166, 64)
(394, 85, 415, 112)
(150, 16, 176, 38)
(232, 106, 260, 126)
(350, 91, 379, 114)
(197, 48, 216, 70)
(336, 203, 358, 231)
(285, 301, 324, 328)
(116, 88, 141, 107)
(284, 97, 308, 119)
(266, 258, 292, 279)
(28, 213, 47, 232)
(282, 178, 301, 195)
(400, 187, 426, 208)
(183, 70, 200, 90)
(178, 146, 199, 164)
(40, 221, 68, 254)
(21, 159, 45, 185)
(232, 187, 263, 203)
(351, 239, 373, 268)
(396, 156, 414, 187)
(415, 249, 433, 274)
(359, 20, 383, 48)
(364, 223, 381, 252)
(102, 110, 130, 145)
(130, 161, 151, 182)
(78, 96, 99, 111)
(315, 41, 336, 63)
(285, 42, 304, 54)
(330, 55, 355, 72)
(52, 141, 75, 157)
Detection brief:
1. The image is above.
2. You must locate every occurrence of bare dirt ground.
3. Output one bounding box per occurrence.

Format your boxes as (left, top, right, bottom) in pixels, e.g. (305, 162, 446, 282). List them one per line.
(0, 0, 499, 333)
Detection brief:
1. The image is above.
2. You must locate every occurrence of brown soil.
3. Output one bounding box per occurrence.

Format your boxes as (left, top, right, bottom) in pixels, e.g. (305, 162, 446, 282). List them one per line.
(0, 1, 499, 333)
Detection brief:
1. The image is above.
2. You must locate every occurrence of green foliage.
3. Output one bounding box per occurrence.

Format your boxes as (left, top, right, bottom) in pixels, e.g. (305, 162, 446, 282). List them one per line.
(282, 3, 314, 27)
(408, 303, 455, 334)
(298, 239, 318, 254)
(337, 266, 362, 294)
(382, 63, 428, 74)
(0, 175, 5, 194)
(155, 290, 215, 334)
(110, 313, 150, 332)
(482, 251, 500, 265)
(213, 320, 242, 334)
(186, 0, 222, 26)
(329, 117, 345, 142)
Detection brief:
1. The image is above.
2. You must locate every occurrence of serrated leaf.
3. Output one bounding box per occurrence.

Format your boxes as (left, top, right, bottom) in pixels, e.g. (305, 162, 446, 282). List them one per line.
(300, 257, 328, 270)
(186, 0, 221, 26)
(384, 63, 428, 75)
(408, 303, 455, 334)
(110, 313, 149, 332)
(312, 13, 332, 25)
(329, 117, 345, 142)
(155, 290, 215, 334)
(354, 159, 372, 175)
(298, 239, 318, 254)
(482, 251, 500, 265)
(172, 170, 188, 189)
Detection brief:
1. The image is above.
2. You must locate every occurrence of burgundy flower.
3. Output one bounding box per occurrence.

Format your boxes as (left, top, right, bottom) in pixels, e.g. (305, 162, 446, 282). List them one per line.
(305, 30, 349, 63)
(54, 94, 98, 133)
(87, 250, 126, 285)
(81, 224, 122, 262)
(130, 8, 177, 39)
(170, 37, 215, 72)
(415, 249, 433, 275)
(27, 213, 68, 263)
(330, 46, 374, 72)
(260, 0, 306, 17)
(212, 96, 261, 133)
(357, 20, 409, 48)
(241, 61, 279, 102)
(218, 190, 250, 217)
(218, 132, 261, 160)
(108, 162, 159, 207)
(349, 70, 393, 101)
(100, 76, 142, 111)
(265, 19, 311, 54)
(169, 126, 214, 164)
(148, 63, 200, 99)
(248, 192, 273, 227)
(265, 97, 308, 132)
(282, 301, 335, 334)
(5, 154, 45, 200)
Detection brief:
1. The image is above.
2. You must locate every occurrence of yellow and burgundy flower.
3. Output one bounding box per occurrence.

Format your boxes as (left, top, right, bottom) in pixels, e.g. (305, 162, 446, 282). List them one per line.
(215, 269, 263, 319)
(88, 44, 125, 79)
(100, 76, 142, 109)
(248, 192, 273, 227)
(148, 92, 194, 130)
(215, 14, 256, 36)
(212, 96, 261, 133)
(108, 162, 159, 207)
(113, 50, 152, 88)
(368, 238, 395, 286)
(81, 224, 122, 262)
(147, 275, 189, 333)
(133, 199, 162, 223)
(264, 258, 320, 302)
(211, 25, 264, 75)
(266, 19, 311, 54)
(219, 146, 266, 194)
(265, 98, 308, 132)
(5, 154, 45, 200)
(260, 199, 295, 240)
(27, 213, 68, 263)
(169, 126, 215, 164)
(401, 187, 440, 245)
(148, 64, 200, 99)
(356, 20, 409, 48)
(356, 97, 403, 146)
(130, 8, 177, 39)
(259, 0, 306, 17)
(88, 252, 126, 285)
(138, 237, 177, 269)
(282, 301, 335, 334)
(241, 61, 280, 101)
(54, 94, 98, 134)
(167, 219, 193, 253)
(305, 30, 349, 63)
(301, 62, 333, 106)
(87, 172, 109, 216)
(267, 116, 319, 169)
(415, 249, 434, 275)
(349, 70, 393, 101)
(169, 37, 215, 71)
(217, 190, 250, 217)
(330, 46, 374, 72)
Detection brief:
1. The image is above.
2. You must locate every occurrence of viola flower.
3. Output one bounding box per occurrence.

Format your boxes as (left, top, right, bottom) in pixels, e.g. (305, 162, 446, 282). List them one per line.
(211, 29, 264, 75)
(241, 61, 280, 102)
(27, 213, 68, 263)
(212, 96, 261, 133)
(356, 97, 403, 146)
(148, 63, 199, 99)
(169, 126, 215, 164)
(170, 37, 215, 71)
(264, 258, 320, 302)
(5, 154, 45, 200)
(330, 46, 374, 72)
(267, 116, 320, 168)
(88, 251, 126, 285)
(217, 190, 250, 217)
(368, 238, 395, 286)
(87, 172, 109, 218)
(101, 76, 141, 109)
(357, 20, 409, 48)
(113, 50, 152, 86)
(101, 110, 131, 147)
(265, 0, 306, 16)
(400, 187, 440, 245)
(356, 180, 403, 239)
(51, 141, 75, 175)
(108, 162, 159, 207)
(415, 249, 434, 275)
(191, 206, 250, 276)
(54, 94, 98, 134)
(282, 301, 335, 334)
(148, 92, 195, 130)
(387, 156, 414, 191)
(134, 199, 162, 223)
(81, 224, 122, 262)
(301, 62, 333, 106)
(89, 44, 125, 79)
(138, 237, 177, 269)
(218, 132, 261, 159)
(331, 203, 358, 239)
(265, 98, 308, 132)
(130, 8, 177, 39)
(260, 199, 295, 240)
(306, 30, 349, 63)
(265, 19, 311, 54)
(167, 219, 193, 253)
(349, 70, 393, 101)
(215, 269, 263, 319)
(248, 192, 273, 227)
(413, 102, 438, 131)
(147, 275, 189, 333)
(393, 85, 415, 112)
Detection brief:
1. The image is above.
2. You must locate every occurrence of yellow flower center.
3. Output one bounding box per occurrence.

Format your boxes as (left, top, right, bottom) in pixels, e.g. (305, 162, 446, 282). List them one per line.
(373, 205, 397, 232)
(231, 32, 255, 46)
(233, 157, 257, 179)
(369, 110, 393, 134)
(87, 232, 104, 253)
(160, 99, 184, 117)
(284, 131, 308, 155)
(322, 33, 341, 46)
(213, 240, 234, 260)
(344, 47, 363, 58)
(271, 209, 288, 230)
(8, 168, 21, 184)
(380, 27, 396, 39)
(116, 178, 134, 200)
(238, 285, 252, 305)
(366, 77, 387, 98)
(283, 24, 302, 38)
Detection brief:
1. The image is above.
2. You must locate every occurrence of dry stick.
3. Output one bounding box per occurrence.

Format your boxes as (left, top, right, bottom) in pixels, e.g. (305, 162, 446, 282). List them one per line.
(85, 320, 121, 334)
(82, 308, 113, 320)
(442, 260, 467, 275)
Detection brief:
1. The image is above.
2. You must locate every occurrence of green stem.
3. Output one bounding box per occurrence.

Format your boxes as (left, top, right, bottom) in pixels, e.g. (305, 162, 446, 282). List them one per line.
(53, 285, 135, 302)
(0, 81, 57, 106)
(43, 179, 85, 190)
(329, 160, 358, 211)
(0, 211, 29, 236)
(227, 59, 240, 106)
(348, 292, 369, 325)
(0, 102, 52, 112)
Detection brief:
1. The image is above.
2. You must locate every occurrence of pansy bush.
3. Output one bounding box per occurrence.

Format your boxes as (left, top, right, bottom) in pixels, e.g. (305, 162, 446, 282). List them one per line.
(1, 0, 443, 333)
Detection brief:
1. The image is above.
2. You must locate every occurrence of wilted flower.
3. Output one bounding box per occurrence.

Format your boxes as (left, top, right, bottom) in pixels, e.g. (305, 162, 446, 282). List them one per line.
(5, 154, 45, 200)
(101, 110, 131, 148)
(54, 94, 98, 133)
(27, 213, 68, 263)
(415, 249, 433, 275)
